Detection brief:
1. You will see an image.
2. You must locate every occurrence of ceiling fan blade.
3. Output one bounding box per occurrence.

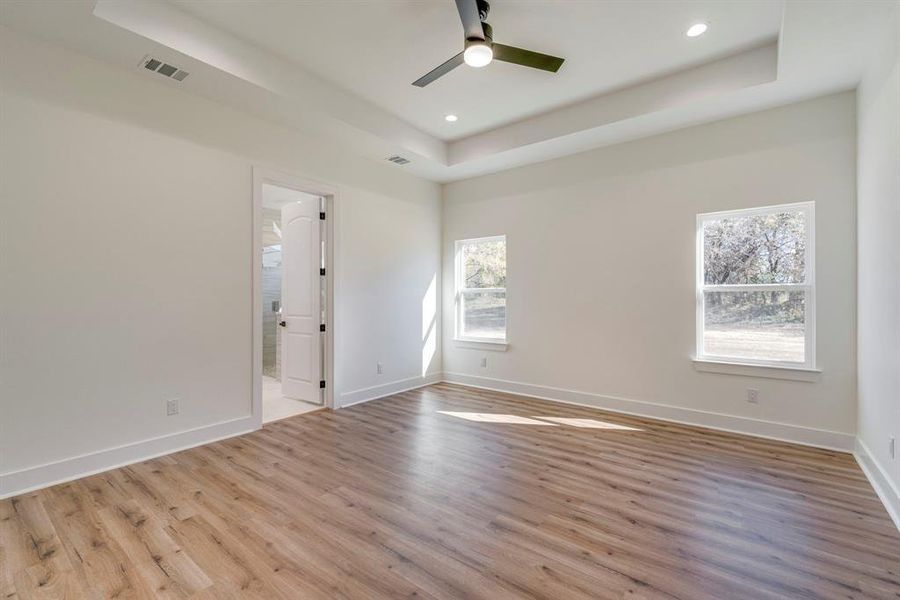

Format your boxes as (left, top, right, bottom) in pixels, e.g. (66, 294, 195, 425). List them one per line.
(492, 44, 565, 72)
(412, 52, 465, 87)
(455, 0, 485, 40)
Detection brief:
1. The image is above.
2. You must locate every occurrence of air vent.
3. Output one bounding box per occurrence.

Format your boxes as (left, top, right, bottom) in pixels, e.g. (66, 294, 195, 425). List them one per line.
(386, 155, 411, 165)
(140, 55, 189, 82)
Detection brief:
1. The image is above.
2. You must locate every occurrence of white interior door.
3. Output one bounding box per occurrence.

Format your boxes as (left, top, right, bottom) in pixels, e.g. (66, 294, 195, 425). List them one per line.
(280, 197, 322, 403)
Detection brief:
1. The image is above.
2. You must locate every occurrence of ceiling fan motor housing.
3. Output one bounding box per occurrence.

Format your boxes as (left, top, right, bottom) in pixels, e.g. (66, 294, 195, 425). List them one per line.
(477, 0, 490, 22)
(467, 22, 493, 45)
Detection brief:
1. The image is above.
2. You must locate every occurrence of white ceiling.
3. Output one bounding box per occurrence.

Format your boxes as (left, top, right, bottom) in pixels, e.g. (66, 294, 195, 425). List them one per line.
(1, 0, 896, 182)
(170, 0, 784, 140)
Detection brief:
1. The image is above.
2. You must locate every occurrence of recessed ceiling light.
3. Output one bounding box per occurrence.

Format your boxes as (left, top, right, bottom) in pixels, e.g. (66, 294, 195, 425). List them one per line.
(686, 23, 708, 38)
(444, 114, 459, 122)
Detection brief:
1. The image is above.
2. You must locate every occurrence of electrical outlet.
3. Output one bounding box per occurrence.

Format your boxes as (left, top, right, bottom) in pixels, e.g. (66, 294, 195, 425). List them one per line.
(747, 388, 759, 404)
(376, 362, 383, 375)
(890, 437, 896, 460)
(166, 397, 180, 416)
(480, 357, 488, 368)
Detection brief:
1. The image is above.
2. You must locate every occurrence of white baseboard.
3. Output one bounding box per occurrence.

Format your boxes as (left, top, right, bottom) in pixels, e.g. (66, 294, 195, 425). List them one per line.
(441, 372, 856, 452)
(339, 372, 443, 408)
(0, 415, 257, 500)
(855, 438, 900, 531)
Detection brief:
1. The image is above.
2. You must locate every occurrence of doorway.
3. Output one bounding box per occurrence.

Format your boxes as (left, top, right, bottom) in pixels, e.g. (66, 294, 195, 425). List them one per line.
(254, 169, 334, 423)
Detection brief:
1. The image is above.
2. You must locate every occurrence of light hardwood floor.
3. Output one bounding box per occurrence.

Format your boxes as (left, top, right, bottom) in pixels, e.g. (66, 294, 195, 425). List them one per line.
(2, 383, 899, 599)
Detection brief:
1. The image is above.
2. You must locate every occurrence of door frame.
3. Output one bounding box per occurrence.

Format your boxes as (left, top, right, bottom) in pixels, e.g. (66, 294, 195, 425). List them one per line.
(252, 166, 337, 425)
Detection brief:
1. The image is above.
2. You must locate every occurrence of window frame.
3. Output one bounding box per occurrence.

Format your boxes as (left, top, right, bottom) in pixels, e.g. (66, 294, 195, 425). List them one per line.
(695, 201, 816, 369)
(454, 235, 508, 345)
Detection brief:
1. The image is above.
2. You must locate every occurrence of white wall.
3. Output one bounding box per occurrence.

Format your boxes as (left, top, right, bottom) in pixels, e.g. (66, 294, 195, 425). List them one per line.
(856, 4, 900, 524)
(0, 28, 441, 496)
(443, 93, 857, 449)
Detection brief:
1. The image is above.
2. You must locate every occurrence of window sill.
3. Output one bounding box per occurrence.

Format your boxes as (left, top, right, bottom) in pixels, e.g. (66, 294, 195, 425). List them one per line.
(453, 338, 508, 352)
(693, 358, 821, 382)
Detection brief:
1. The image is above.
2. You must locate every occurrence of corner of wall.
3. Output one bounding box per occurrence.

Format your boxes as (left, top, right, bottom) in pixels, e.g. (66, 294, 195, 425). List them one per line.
(855, 438, 900, 531)
(854, 0, 900, 532)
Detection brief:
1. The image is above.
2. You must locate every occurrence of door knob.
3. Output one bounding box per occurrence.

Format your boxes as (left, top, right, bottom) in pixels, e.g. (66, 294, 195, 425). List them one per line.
(279, 320, 287, 327)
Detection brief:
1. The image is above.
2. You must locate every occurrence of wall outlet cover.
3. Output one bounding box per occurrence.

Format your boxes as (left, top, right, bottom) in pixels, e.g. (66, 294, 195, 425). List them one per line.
(166, 398, 180, 416)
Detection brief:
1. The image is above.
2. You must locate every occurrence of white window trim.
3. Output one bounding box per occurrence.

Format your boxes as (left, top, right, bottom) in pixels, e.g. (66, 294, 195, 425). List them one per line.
(692, 358, 821, 382)
(454, 235, 508, 347)
(695, 201, 816, 371)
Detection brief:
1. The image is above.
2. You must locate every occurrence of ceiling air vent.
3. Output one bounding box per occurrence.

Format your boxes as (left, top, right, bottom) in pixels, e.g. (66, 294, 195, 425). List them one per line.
(386, 155, 411, 165)
(140, 55, 189, 82)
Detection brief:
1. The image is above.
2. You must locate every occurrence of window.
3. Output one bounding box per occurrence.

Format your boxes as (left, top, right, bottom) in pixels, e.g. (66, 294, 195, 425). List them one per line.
(697, 202, 814, 368)
(455, 236, 507, 343)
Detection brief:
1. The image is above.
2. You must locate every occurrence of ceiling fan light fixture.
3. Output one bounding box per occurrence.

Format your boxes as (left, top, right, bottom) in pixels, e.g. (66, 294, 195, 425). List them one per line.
(464, 43, 493, 67)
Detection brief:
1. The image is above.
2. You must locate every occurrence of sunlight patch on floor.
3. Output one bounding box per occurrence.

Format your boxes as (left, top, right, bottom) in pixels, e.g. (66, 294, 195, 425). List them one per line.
(437, 411, 556, 425)
(533, 417, 642, 430)
(437, 411, 643, 430)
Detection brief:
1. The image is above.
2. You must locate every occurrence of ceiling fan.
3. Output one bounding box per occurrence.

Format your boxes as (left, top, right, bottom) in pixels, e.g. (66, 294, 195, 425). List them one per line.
(412, 0, 565, 87)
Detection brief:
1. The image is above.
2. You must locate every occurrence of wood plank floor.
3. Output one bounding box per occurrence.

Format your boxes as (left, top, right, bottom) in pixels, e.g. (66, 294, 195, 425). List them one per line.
(2, 383, 899, 599)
